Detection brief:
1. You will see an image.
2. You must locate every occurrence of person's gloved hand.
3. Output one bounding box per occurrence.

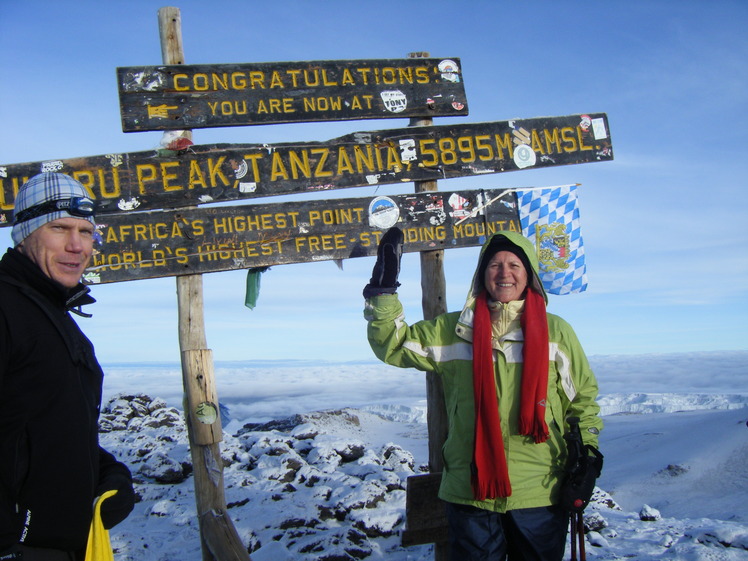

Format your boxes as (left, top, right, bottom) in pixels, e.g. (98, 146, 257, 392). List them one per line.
(363, 227, 404, 299)
(96, 472, 136, 529)
(0, 545, 22, 560)
(559, 444, 604, 512)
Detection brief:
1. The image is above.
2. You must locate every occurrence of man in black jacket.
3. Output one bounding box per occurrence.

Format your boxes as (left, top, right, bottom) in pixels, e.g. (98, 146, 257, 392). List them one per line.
(0, 173, 134, 561)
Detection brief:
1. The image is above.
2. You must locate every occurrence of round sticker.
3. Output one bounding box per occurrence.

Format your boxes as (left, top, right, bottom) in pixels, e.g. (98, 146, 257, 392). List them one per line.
(513, 144, 537, 169)
(195, 401, 218, 425)
(368, 196, 400, 229)
(438, 59, 460, 83)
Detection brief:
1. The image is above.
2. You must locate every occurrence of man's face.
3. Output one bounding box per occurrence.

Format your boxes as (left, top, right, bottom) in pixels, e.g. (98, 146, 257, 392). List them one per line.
(483, 250, 529, 303)
(18, 217, 94, 289)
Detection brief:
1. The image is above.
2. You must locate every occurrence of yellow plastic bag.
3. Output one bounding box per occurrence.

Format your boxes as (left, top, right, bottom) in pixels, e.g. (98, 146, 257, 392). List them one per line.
(85, 489, 118, 561)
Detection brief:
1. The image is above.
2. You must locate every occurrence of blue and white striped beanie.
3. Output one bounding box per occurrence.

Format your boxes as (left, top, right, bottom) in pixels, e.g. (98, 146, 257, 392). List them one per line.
(11, 173, 96, 246)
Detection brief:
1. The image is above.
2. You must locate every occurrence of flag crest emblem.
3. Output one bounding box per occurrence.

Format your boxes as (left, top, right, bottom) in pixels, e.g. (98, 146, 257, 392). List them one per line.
(536, 222, 570, 273)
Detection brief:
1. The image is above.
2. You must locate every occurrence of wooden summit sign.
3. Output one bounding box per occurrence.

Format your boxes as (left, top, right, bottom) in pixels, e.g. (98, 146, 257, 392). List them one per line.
(116, 58, 468, 131)
(84, 187, 519, 284)
(0, 113, 612, 225)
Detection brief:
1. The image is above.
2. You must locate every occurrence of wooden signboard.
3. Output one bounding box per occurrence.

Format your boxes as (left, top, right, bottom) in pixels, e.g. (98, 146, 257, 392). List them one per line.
(0, 113, 612, 225)
(84, 187, 519, 284)
(117, 58, 468, 131)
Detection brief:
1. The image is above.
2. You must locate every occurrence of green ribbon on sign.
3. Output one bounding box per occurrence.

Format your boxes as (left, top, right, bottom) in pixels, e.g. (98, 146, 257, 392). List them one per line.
(245, 267, 270, 310)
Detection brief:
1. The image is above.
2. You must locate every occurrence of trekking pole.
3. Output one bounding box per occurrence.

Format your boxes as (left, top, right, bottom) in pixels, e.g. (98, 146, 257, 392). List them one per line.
(564, 416, 592, 561)
(563, 415, 603, 560)
(576, 511, 586, 560)
(569, 511, 586, 561)
(569, 512, 577, 561)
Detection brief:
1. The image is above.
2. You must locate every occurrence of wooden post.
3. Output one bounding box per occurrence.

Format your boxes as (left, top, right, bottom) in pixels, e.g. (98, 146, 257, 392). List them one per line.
(406, 51, 450, 561)
(159, 7, 251, 560)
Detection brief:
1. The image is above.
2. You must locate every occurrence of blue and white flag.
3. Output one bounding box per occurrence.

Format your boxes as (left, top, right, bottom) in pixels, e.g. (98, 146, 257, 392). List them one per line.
(516, 184, 588, 295)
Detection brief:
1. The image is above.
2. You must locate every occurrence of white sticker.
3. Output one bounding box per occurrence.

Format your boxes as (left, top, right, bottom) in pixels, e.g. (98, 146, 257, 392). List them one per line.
(438, 59, 460, 83)
(127, 71, 165, 92)
(368, 196, 400, 229)
(448, 193, 472, 219)
(117, 197, 141, 211)
(106, 154, 124, 167)
(381, 90, 407, 113)
(399, 139, 417, 161)
(82, 272, 101, 284)
(233, 160, 248, 179)
(239, 182, 257, 193)
(513, 144, 537, 169)
(41, 161, 64, 173)
(592, 118, 608, 140)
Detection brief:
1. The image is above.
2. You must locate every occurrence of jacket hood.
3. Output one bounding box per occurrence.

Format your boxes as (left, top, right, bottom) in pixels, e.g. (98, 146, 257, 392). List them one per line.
(468, 230, 548, 305)
(454, 230, 546, 343)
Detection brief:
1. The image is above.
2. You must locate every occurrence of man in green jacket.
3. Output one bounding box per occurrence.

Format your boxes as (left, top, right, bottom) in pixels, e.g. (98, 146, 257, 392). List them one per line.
(363, 228, 603, 560)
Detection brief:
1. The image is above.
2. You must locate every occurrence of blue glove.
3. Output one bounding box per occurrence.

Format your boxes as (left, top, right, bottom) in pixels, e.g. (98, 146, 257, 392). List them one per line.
(363, 227, 403, 299)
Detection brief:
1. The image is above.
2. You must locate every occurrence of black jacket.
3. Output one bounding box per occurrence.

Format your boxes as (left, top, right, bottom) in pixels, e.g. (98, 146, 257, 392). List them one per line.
(0, 248, 131, 551)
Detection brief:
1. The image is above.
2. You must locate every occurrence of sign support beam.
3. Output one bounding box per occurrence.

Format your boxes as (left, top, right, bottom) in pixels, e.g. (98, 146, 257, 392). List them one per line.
(158, 7, 251, 560)
(406, 51, 449, 561)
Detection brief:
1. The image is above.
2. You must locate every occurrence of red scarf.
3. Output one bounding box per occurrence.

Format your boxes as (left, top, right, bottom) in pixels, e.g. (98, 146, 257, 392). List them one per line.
(471, 288, 550, 501)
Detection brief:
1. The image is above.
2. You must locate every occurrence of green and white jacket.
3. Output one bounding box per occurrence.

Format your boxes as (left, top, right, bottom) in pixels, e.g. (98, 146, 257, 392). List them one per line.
(364, 230, 602, 512)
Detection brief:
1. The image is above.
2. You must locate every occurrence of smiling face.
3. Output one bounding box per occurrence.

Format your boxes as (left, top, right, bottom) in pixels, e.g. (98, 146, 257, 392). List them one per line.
(17, 217, 94, 289)
(483, 250, 529, 303)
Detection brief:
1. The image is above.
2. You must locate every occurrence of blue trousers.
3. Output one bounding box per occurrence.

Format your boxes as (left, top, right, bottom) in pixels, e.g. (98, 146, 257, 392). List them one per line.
(446, 502, 568, 561)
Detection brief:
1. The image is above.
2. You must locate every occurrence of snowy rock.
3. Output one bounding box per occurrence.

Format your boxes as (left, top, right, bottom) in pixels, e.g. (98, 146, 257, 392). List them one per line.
(139, 451, 188, 484)
(331, 479, 388, 511)
(291, 422, 321, 440)
(686, 525, 748, 550)
(99, 394, 179, 432)
(382, 443, 416, 473)
(601, 527, 618, 539)
(588, 486, 621, 511)
(349, 492, 405, 538)
(639, 504, 662, 521)
(659, 533, 676, 548)
(337, 442, 367, 463)
(98, 415, 128, 432)
(656, 463, 689, 477)
(141, 406, 182, 429)
(147, 397, 167, 413)
(583, 511, 608, 532)
(147, 499, 193, 526)
(195, 407, 428, 555)
(246, 433, 294, 457)
(148, 499, 175, 517)
(586, 530, 609, 548)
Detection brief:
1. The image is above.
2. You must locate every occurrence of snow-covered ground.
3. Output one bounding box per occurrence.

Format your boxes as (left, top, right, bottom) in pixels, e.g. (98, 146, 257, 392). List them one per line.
(100, 351, 748, 560)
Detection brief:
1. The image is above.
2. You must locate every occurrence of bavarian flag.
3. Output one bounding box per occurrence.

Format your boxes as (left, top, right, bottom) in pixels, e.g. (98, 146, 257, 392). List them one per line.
(516, 184, 588, 295)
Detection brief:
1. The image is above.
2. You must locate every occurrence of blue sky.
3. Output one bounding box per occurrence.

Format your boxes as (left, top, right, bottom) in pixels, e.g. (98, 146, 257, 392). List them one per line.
(1, 0, 746, 363)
